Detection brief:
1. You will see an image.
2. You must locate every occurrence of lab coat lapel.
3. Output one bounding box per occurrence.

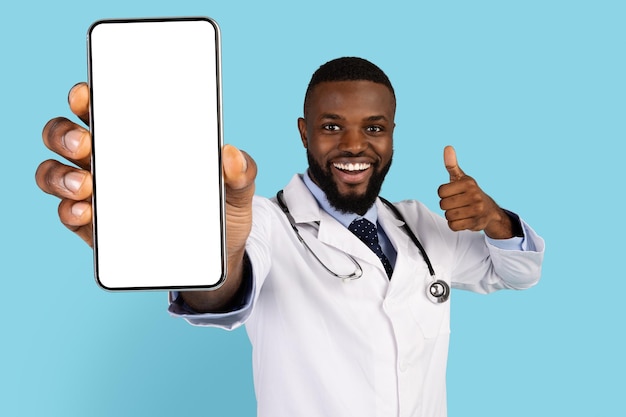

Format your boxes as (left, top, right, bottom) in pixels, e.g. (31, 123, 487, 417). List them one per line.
(317, 211, 383, 270)
(281, 175, 386, 271)
(376, 199, 431, 296)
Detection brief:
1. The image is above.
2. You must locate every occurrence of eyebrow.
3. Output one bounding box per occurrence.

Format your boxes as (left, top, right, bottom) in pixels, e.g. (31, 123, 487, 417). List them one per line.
(364, 115, 388, 122)
(319, 113, 389, 122)
(319, 113, 344, 120)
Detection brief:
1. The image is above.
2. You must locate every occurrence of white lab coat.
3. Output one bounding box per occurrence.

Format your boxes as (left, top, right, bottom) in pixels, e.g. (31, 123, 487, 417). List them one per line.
(176, 174, 544, 417)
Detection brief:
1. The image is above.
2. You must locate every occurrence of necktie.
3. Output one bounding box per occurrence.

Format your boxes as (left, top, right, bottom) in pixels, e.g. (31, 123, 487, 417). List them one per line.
(348, 218, 393, 279)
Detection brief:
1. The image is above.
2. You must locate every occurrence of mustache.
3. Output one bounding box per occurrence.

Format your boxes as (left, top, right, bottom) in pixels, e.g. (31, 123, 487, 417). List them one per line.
(334, 150, 373, 159)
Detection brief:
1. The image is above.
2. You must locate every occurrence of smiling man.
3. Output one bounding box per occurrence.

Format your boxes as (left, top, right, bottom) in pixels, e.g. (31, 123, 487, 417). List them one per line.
(300, 76, 395, 215)
(37, 57, 544, 417)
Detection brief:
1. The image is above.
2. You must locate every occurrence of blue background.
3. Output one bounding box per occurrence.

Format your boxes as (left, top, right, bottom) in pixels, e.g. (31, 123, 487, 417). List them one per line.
(2, 0, 624, 415)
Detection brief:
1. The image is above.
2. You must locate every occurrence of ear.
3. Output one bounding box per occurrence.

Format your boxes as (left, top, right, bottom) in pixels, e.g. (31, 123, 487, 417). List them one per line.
(297, 117, 308, 148)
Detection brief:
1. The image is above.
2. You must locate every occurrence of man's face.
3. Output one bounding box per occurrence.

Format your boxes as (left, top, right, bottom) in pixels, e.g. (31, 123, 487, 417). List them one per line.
(298, 80, 395, 215)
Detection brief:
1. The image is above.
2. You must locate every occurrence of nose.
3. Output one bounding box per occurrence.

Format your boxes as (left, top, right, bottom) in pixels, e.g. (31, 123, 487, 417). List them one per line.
(337, 128, 368, 154)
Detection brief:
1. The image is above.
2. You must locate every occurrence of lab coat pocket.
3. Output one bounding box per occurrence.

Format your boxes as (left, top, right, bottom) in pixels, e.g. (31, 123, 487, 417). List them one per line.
(409, 270, 451, 339)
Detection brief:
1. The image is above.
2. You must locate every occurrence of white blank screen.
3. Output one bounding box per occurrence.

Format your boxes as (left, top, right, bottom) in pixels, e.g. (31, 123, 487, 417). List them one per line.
(88, 18, 225, 290)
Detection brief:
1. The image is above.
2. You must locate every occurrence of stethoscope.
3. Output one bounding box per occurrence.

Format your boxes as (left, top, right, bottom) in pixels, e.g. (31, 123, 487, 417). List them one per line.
(276, 190, 450, 304)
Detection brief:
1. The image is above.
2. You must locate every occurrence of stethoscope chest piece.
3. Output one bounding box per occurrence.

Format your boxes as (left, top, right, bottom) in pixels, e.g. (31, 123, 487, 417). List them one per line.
(427, 279, 450, 304)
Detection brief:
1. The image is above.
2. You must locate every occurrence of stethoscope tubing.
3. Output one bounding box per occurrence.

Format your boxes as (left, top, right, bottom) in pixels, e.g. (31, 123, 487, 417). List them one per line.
(275, 190, 450, 303)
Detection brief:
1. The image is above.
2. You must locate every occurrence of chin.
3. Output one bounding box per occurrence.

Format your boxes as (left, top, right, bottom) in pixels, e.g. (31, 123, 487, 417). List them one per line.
(307, 150, 393, 214)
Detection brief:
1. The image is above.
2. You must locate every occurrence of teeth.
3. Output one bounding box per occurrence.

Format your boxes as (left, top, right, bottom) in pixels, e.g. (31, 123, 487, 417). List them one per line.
(333, 162, 371, 172)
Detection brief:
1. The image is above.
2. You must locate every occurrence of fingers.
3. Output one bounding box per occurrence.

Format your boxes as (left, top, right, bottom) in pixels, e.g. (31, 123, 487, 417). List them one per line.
(441, 194, 499, 233)
(439, 179, 480, 210)
(443, 145, 465, 182)
(68, 82, 90, 125)
(35, 159, 93, 201)
(37, 82, 93, 246)
(442, 199, 488, 232)
(36, 158, 94, 247)
(58, 199, 94, 247)
(438, 176, 484, 230)
(41, 83, 92, 169)
(42, 117, 92, 170)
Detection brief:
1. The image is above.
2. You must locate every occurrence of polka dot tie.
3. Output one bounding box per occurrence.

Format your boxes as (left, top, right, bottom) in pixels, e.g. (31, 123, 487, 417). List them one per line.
(348, 218, 393, 279)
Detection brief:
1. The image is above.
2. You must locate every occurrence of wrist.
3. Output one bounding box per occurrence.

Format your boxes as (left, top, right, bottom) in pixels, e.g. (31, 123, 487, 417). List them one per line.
(485, 209, 524, 239)
(484, 209, 515, 239)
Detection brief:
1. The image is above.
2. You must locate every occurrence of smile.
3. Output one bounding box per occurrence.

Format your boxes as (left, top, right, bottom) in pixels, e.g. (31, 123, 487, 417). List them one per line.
(333, 162, 371, 172)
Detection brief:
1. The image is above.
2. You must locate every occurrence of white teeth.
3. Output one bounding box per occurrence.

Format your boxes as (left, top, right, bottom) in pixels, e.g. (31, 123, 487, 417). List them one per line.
(333, 162, 371, 172)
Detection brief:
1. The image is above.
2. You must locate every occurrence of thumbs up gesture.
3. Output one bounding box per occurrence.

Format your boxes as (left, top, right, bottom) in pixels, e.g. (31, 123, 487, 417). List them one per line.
(437, 146, 516, 239)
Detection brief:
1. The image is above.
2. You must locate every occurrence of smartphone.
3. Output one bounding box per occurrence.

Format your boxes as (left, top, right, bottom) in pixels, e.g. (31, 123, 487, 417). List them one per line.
(88, 17, 226, 291)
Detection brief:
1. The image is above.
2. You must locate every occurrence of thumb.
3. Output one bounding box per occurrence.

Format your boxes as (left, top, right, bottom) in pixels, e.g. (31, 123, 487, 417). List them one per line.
(222, 144, 257, 191)
(444, 145, 465, 182)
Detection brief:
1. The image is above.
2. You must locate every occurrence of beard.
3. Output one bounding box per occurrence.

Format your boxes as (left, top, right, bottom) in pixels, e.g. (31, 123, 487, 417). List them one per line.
(307, 150, 392, 216)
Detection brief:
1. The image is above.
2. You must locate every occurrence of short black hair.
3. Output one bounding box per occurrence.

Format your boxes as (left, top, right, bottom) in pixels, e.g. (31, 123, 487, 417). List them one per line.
(304, 57, 395, 113)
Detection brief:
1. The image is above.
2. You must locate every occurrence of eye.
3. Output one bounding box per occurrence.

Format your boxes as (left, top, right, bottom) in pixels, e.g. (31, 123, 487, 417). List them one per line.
(323, 124, 341, 131)
(366, 125, 384, 133)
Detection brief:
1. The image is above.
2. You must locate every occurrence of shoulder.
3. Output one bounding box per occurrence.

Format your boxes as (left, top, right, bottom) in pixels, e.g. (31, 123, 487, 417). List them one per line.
(251, 194, 283, 221)
(382, 198, 439, 220)
(380, 198, 450, 234)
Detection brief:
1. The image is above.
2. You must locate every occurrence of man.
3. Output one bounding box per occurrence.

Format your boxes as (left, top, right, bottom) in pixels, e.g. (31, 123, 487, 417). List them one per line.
(36, 57, 544, 416)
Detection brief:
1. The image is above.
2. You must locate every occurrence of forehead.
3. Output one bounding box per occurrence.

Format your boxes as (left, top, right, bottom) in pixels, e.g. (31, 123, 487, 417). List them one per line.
(305, 80, 396, 118)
